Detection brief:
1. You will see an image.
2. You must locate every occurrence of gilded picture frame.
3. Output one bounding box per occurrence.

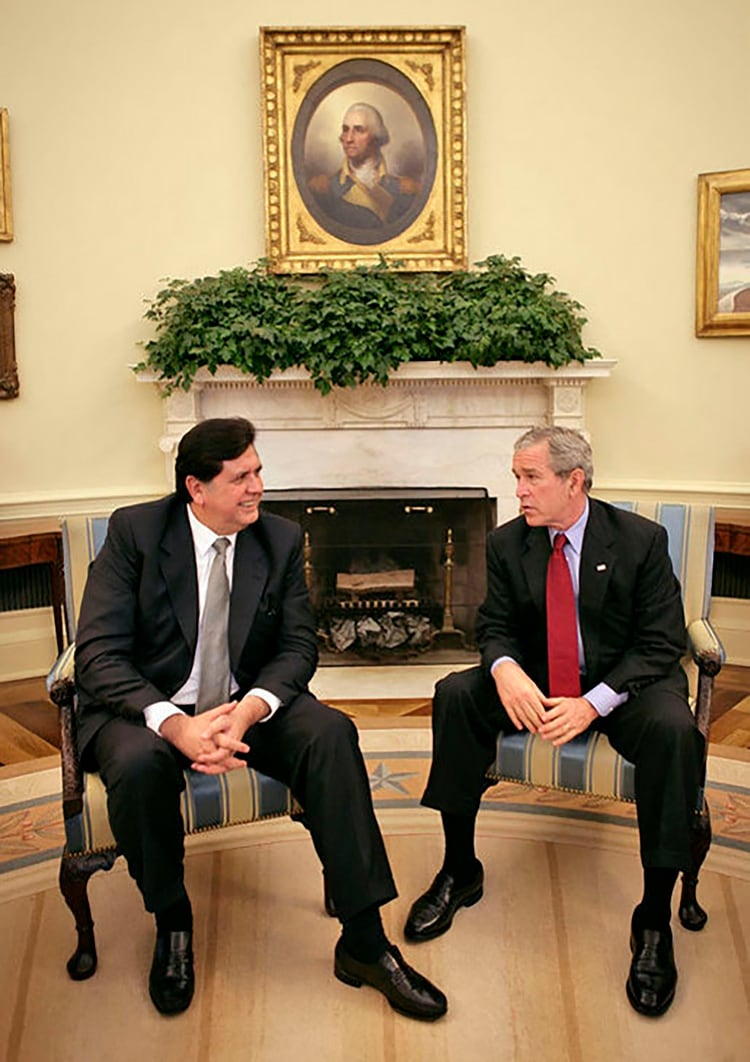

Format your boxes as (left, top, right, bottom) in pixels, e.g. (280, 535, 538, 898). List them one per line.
(695, 168, 750, 337)
(0, 274, 19, 399)
(0, 109, 13, 242)
(259, 26, 467, 273)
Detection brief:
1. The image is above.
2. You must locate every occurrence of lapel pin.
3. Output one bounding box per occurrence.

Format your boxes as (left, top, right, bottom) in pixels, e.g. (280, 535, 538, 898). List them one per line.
(596, 563, 607, 572)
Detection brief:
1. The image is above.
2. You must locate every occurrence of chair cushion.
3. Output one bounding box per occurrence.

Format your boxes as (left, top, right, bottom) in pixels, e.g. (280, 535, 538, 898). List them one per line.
(64, 765, 297, 855)
(486, 730, 635, 801)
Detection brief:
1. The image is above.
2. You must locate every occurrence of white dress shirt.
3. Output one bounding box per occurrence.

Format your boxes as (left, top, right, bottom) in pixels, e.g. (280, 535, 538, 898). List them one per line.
(143, 505, 281, 734)
(491, 499, 628, 717)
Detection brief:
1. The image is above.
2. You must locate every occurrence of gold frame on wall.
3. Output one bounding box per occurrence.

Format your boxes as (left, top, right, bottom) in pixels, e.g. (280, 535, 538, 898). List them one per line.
(259, 26, 467, 273)
(0, 109, 13, 242)
(695, 168, 750, 336)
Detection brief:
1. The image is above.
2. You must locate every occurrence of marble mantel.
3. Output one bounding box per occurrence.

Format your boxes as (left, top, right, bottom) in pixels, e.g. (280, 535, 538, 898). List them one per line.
(137, 360, 615, 525)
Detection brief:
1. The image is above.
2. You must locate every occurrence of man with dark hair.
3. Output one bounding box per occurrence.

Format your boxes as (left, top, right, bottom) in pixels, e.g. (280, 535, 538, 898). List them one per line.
(75, 417, 446, 1021)
(404, 426, 704, 1018)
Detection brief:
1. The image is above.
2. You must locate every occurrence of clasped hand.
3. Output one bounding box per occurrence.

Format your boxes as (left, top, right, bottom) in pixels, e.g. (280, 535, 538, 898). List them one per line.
(160, 697, 270, 774)
(492, 661, 597, 746)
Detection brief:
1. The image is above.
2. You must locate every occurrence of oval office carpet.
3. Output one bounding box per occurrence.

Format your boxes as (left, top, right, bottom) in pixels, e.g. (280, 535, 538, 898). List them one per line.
(1, 728, 749, 1061)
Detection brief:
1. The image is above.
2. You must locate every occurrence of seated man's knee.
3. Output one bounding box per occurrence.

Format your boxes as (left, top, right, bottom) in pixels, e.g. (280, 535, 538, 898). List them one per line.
(113, 737, 183, 796)
(434, 666, 486, 712)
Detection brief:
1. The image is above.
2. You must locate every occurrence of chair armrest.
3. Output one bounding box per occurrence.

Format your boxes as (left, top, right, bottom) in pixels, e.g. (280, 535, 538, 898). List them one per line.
(49, 676, 84, 817)
(686, 619, 725, 741)
(686, 618, 725, 678)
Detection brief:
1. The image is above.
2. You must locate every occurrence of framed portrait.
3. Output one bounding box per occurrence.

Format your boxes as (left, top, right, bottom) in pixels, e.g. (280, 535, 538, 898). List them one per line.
(259, 27, 467, 273)
(695, 168, 750, 336)
(0, 109, 13, 242)
(0, 274, 19, 399)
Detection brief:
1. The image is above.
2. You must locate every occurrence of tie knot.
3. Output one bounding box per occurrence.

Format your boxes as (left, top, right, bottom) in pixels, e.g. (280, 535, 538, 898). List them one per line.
(212, 537, 229, 557)
(553, 533, 568, 553)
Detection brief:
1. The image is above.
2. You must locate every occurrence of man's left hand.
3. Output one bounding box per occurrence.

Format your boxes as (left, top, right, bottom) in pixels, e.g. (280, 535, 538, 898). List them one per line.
(191, 695, 271, 774)
(538, 696, 598, 746)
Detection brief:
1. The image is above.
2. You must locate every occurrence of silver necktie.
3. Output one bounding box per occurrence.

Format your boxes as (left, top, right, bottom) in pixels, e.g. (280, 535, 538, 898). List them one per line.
(196, 537, 230, 713)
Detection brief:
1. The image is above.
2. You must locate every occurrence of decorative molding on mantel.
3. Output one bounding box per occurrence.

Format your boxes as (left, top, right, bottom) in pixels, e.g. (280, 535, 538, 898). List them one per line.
(135, 360, 618, 459)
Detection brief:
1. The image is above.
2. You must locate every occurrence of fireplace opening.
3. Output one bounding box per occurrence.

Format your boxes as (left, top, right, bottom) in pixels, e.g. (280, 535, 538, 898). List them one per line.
(262, 488, 496, 665)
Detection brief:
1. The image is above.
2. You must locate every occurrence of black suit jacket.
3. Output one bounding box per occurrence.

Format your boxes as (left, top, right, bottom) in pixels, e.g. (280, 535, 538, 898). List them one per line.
(475, 497, 687, 699)
(74, 495, 318, 756)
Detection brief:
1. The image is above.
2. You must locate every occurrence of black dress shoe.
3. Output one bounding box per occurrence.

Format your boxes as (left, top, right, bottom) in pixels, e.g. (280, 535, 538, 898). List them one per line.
(334, 939, 447, 1021)
(149, 930, 195, 1015)
(404, 864, 484, 942)
(626, 918, 677, 1018)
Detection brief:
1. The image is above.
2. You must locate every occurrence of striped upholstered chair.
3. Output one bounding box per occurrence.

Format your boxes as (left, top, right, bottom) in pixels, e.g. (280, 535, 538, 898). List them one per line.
(485, 501, 724, 931)
(48, 514, 305, 982)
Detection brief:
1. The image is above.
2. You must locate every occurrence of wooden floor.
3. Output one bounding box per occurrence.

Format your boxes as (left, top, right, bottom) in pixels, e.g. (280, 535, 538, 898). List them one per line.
(2, 665, 749, 766)
(1, 811, 748, 1061)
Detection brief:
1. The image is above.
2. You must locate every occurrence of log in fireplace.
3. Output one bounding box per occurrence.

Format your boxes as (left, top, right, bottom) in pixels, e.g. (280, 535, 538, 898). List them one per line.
(263, 487, 496, 664)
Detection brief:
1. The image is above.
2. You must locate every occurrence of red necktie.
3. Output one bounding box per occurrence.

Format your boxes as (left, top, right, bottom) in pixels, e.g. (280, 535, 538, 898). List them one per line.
(546, 533, 581, 697)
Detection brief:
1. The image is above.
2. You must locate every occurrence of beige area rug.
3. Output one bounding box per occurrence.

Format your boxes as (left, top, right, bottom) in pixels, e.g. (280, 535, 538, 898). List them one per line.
(1, 809, 749, 1062)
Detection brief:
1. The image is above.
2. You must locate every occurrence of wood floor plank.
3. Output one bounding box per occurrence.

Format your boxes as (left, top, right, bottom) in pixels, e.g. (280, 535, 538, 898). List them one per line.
(0, 713, 58, 764)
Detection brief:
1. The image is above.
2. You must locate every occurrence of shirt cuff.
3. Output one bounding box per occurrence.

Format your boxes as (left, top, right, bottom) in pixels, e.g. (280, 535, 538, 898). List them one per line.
(490, 655, 516, 675)
(246, 687, 281, 722)
(143, 701, 187, 735)
(584, 683, 629, 718)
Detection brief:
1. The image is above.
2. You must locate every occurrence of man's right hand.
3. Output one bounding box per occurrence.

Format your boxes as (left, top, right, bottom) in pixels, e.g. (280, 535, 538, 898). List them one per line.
(159, 703, 249, 772)
(491, 660, 547, 733)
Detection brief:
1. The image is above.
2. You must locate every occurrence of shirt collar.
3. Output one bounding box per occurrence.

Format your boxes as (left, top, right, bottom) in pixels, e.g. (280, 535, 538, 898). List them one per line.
(186, 504, 238, 556)
(548, 497, 589, 555)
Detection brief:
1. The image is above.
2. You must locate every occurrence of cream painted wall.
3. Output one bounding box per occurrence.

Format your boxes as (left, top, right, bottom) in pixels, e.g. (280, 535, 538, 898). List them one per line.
(1, 0, 749, 508)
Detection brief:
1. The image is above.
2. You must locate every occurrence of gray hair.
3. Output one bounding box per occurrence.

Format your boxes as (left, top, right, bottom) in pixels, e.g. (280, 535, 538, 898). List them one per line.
(514, 426, 593, 493)
(343, 103, 390, 147)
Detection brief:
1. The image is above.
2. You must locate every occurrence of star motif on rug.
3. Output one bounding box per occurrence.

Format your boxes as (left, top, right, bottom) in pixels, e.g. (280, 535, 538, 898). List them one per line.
(368, 761, 419, 794)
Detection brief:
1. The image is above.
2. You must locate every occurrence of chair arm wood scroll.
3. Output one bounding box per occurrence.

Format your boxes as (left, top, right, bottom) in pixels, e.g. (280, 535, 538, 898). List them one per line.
(49, 677, 84, 816)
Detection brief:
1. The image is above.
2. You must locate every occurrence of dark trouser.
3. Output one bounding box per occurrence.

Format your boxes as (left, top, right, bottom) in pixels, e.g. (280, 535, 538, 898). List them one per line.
(90, 693, 397, 923)
(421, 666, 705, 870)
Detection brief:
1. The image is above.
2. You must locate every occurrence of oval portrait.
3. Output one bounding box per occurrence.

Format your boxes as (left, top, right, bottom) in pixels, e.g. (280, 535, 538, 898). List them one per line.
(292, 59, 437, 247)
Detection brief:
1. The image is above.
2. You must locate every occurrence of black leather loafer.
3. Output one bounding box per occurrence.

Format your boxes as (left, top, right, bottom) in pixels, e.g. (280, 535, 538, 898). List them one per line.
(334, 940, 447, 1021)
(404, 864, 484, 942)
(626, 918, 677, 1018)
(149, 930, 195, 1015)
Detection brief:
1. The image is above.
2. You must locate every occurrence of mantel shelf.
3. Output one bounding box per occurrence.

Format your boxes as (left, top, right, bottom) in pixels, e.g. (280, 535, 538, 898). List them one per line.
(136, 359, 616, 525)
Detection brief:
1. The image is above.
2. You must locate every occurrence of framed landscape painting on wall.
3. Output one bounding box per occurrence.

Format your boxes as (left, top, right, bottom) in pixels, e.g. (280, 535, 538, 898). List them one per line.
(695, 168, 750, 336)
(0, 109, 13, 242)
(259, 26, 467, 273)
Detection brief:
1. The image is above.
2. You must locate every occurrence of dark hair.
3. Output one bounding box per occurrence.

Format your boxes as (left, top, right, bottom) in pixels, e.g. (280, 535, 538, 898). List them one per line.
(174, 417, 256, 502)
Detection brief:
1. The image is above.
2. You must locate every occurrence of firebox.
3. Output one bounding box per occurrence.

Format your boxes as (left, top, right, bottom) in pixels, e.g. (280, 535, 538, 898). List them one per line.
(262, 488, 496, 665)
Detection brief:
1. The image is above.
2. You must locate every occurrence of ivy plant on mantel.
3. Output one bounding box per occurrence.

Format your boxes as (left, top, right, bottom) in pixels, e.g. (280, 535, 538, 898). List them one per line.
(135, 255, 602, 396)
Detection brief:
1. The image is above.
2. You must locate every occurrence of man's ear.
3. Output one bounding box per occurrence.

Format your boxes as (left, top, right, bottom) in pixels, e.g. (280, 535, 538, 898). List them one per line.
(569, 468, 585, 494)
(184, 474, 204, 506)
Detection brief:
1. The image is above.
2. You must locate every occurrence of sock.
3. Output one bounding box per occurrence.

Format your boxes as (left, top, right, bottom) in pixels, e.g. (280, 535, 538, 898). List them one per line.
(155, 892, 193, 936)
(636, 867, 678, 931)
(441, 811, 481, 883)
(341, 904, 389, 964)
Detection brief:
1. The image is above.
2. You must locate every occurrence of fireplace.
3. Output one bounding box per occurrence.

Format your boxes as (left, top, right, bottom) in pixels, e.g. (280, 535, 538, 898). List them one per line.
(137, 361, 614, 687)
(263, 487, 495, 665)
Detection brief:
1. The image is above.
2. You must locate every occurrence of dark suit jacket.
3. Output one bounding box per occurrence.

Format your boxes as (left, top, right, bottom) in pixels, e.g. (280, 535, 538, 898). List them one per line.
(475, 497, 687, 699)
(74, 495, 318, 757)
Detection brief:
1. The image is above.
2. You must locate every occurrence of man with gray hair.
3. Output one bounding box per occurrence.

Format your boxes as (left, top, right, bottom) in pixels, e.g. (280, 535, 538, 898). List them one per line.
(308, 102, 420, 230)
(404, 426, 704, 1018)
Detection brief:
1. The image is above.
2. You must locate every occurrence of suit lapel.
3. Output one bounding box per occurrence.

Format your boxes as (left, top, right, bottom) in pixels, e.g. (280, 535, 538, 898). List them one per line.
(579, 500, 615, 676)
(159, 507, 199, 655)
(228, 525, 269, 665)
(520, 525, 551, 616)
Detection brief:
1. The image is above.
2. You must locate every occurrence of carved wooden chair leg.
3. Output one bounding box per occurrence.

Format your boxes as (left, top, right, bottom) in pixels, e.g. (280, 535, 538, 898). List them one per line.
(59, 850, 118, 980)
(678, 798, 711, 932)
